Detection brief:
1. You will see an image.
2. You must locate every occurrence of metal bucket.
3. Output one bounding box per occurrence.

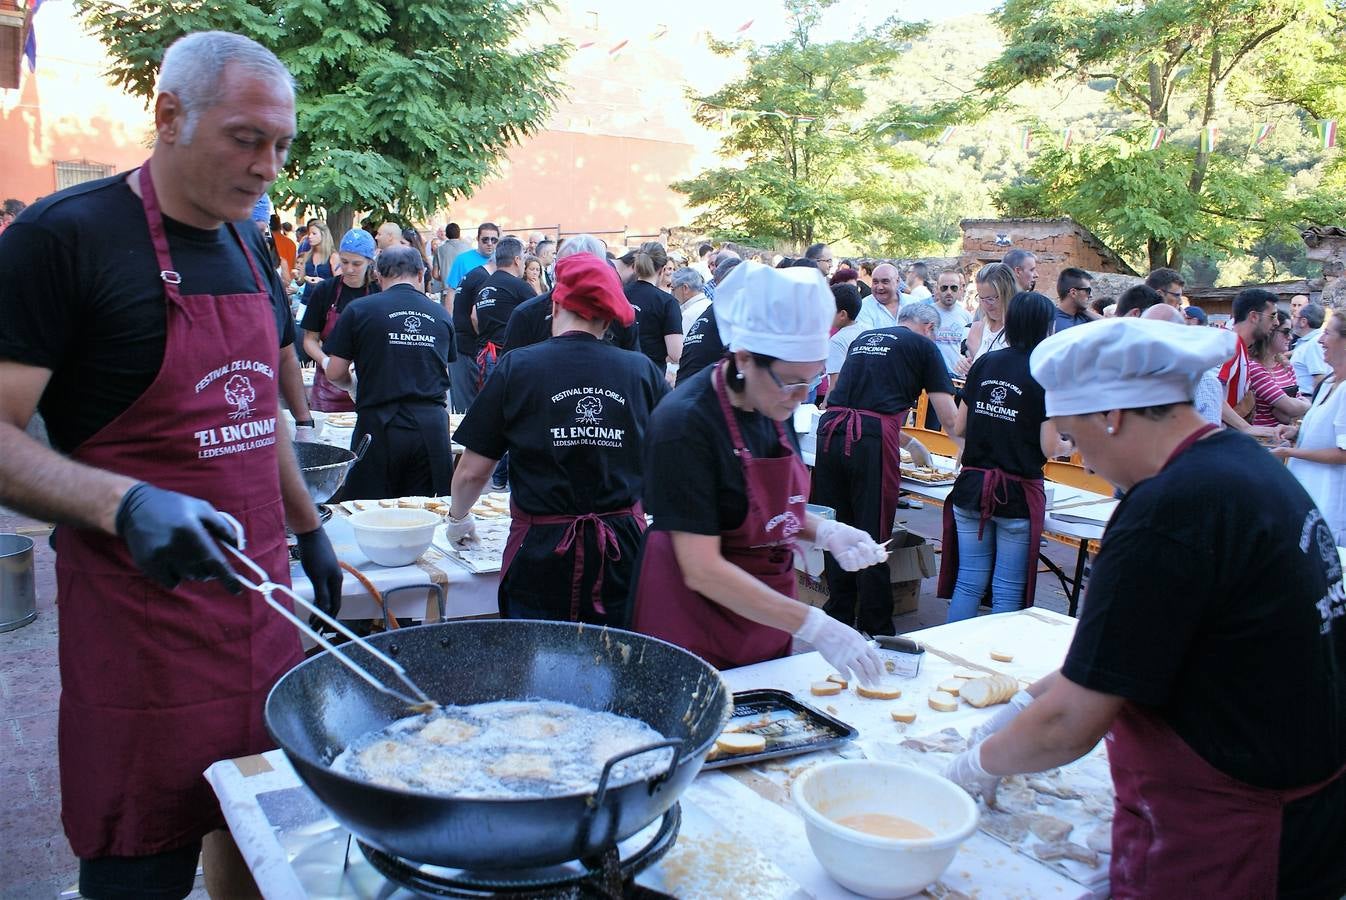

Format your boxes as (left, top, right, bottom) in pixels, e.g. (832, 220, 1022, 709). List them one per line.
(0, 534, 36, 633)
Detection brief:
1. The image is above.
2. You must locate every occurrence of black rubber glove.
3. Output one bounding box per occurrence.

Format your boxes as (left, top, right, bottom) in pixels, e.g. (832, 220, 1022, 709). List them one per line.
(295, 526, 342, 628)
(114, 482, 244, 594)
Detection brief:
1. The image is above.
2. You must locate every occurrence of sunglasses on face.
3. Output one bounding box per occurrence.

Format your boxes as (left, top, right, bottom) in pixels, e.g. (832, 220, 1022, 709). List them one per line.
(1277, 328, 1292, 337)
(939, 284, 961, 292)
(765, 364, 823, 393)
(1071, 285, 1093, 294)
(480, 236, 500, 244)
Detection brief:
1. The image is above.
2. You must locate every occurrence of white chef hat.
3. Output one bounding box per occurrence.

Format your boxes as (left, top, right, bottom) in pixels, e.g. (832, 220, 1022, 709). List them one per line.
(1029, 318, 1236, 416)
(714, 261, 833, 362)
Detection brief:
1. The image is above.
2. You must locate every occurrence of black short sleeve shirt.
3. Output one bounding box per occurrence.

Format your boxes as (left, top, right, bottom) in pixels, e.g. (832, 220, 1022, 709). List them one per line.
(299, 276, 374, 334)
(323, 284, 456, 409)
(675, 306, 723, 387)
(825, 326, 954, 424)
(1063, 430, 1346, 791)
(0, 172, 295, 454)
(473, 270, 535, 353)
(645, 364, 802, 535)
(625, 280, 681, 368)
(949, 348, 1048, 517)
(453, 332, 668, 514)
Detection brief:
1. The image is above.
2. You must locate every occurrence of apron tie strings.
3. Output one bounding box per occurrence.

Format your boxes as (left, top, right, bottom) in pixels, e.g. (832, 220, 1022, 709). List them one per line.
(819, 407, 865, 456)
(475, 342, 500, 390)
(552, 513, 623, 619)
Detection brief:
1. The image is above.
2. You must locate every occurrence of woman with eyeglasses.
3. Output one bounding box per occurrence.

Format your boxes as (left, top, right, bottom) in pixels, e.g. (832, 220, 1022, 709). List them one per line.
(956, 262, 1016, 376)
(632, 263, 886, 682)
(1247, 309, 1309, 427)
(941, 292, 1073, 622)
(811, 302, 959, 637)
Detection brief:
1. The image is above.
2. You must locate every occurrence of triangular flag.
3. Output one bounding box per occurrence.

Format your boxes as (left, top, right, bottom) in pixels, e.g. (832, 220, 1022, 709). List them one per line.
(1199, 126, 1218, 153)
(577, 40, 595, 49)
(936, 125, 957, 146)
(1018, 126, 1031, 151)
(1061, 127, 1073, 148)
(650, 25, 668, 40)
(608, 39, 629, 56)
(1317, 119, 1338, 150)
(23, 0, 43, 71)
(736, 19, 754, 33)
(1147, 126, 1166, 150)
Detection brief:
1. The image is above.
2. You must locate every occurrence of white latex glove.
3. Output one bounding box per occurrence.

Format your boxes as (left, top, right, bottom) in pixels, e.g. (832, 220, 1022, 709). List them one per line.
(905, 438, 932, 469)
(794, 606, 885, 686)
(946, 745, 1001, 804)
(970, 689, 1034, 746)
(814, 518, 888, 571)
(446, 511, 480, 549)
(293, 425, 317, 443)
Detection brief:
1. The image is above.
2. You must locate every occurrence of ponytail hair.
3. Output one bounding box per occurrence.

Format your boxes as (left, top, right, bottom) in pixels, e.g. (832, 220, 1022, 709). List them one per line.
(634, 241, 668, 282)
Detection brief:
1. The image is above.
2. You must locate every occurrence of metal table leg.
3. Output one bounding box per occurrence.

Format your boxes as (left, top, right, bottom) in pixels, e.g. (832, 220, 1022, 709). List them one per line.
(1067, 542, 1090, 616)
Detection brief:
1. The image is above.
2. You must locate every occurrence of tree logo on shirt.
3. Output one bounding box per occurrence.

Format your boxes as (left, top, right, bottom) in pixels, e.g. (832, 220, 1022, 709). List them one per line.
(991, 385, 1008, 404)
(403, 315, 423, 333)
(865, 334, 886, 346)
(223, 374, 256, 420)
(575, 396, 604, 424)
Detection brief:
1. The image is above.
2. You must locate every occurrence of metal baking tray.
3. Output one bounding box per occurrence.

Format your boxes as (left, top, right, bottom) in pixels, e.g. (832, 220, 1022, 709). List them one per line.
(702, 688, 858, 770)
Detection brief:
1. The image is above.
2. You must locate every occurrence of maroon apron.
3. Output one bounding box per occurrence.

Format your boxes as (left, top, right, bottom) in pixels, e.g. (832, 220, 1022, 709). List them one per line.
(309, 280, 359, 412)
(502, 500, 645, 621)
(936, 466, 1046, 607)
(54, 162, 303, 858)
(632, 364, 808, 669)
(817, 406, 907, 543)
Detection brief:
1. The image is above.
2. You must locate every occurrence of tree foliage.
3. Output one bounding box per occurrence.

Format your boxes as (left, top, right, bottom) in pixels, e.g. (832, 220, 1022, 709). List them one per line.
(671, 0, 929, 252)
(74, 0, 567, 233)
(974, 0, 1346, 270)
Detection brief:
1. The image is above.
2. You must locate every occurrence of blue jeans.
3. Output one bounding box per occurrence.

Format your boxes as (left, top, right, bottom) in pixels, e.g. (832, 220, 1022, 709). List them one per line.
(945, 505, 1032, 622)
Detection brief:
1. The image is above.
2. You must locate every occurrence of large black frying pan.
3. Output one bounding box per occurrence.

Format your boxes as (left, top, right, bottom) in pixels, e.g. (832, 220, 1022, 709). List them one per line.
(293, 435, 369, 504)
(265, 620, 732, 869)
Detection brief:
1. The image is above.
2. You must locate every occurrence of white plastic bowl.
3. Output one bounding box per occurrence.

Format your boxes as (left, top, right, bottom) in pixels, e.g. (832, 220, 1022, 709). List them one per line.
(794, 760, 979, 899)
(347, 508, 440, 567)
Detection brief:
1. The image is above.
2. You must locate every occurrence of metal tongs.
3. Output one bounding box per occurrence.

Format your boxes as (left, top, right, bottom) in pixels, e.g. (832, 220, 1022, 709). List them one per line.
(215, 514, 439, 714)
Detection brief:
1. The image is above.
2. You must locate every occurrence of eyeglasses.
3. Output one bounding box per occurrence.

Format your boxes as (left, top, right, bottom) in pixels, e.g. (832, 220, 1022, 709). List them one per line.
(1071, 285, 1093, 295)
(480, 236, 500, 244)
(938, 285, 961, 292)
(765, 363, 823, 394)
(1163, 288, 1183, 300)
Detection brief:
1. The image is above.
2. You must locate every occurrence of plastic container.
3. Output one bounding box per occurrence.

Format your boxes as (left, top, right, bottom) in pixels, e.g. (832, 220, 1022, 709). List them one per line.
(0, 533, 37, 633)
(794, 760, 978, 898)
(795, 504, 836, 577)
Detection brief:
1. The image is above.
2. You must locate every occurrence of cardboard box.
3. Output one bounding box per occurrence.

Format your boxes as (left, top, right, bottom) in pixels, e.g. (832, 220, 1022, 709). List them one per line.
(797, 571, 829, 608)
(892, 579, 921, 616)
(887, 529, 937, 582)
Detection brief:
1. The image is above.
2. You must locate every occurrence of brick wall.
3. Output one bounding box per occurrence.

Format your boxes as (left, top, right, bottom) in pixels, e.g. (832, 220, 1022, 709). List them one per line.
(959, 218, 1134, 298)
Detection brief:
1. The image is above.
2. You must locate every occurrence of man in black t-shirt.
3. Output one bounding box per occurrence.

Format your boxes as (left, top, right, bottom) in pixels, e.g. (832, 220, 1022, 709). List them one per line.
(324, 247, 456, 500)
(0, 32, 342, 899)
(675, 306, 725, 387)
(501, 235, 639, 355)
(812, 303, 958, 636)
(470, 236, 534, 371)
(948, 319, 1346, 899)
(450, 258, 492, 412)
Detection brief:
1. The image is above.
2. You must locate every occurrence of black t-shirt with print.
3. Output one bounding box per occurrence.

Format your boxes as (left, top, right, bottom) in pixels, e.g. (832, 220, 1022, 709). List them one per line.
(823, 326, 953, 436)
(322, 284, 456, 410)
(453, 332, 667, 514)
(299, 276, 375, 334)
(949, 347, 1047, 518)
(675, 306, 724, 387)
(473, 270, 535, 353)
(1062, 430, 1346, 896)
(453, 264, 490, 342)
(645, 363, 802, 535)
(501, 291, 639, 355)
(624, 280, 682, 368)
(0, 172, 295, 454)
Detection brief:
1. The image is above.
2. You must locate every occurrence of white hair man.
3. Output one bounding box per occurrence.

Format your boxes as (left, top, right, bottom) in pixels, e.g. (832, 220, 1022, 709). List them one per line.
(0, 30, 343, 899)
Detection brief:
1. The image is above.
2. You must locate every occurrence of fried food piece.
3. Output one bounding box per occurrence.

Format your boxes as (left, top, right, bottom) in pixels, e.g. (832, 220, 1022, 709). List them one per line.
(356, 740, 418, 773)
(507, 713, 568, 740)
(419, 717, 479, 745)
(1032, 841, 1101, 868)
(489, 753, 554, 780)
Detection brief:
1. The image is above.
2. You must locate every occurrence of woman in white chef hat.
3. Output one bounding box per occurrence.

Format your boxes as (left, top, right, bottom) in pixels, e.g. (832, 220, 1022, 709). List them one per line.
(631, 262, 887, 685)
(945, 318, 1346, 899)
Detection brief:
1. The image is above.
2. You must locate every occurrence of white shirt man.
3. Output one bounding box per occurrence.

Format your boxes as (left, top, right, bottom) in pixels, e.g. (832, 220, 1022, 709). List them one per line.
(929, 271, 972, 374)
(905, 262, 932, 302)
(854, 262, 902, 332)
(1290, 302, 1330, 396)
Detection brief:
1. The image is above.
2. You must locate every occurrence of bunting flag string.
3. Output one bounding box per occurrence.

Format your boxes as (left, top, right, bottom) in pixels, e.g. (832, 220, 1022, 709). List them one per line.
(736, 19, 755, 33)
(1317, 119, 1338, 150)
(1061, 127, 1074, 148)
(1019, 126, 1032, 151)
(650, 25, 669, 41)
(1147, 126, 1167, 150)
(936, 125, 957, 146)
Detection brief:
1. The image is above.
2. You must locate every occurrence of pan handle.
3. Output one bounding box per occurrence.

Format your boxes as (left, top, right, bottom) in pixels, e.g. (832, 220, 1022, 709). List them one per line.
(353, 433, 372, 462)
(592, 738, 684, 807)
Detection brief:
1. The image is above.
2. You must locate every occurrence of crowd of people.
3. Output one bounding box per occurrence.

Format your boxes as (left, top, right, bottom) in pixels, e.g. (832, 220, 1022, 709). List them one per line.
(0, 28, 1342, 900)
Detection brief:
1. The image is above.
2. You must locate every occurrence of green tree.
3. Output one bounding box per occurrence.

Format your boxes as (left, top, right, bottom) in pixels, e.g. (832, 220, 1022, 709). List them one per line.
(671, 0, 928, 251)
(75, 0, 567, 235)
(972, 0, 1346, 270)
